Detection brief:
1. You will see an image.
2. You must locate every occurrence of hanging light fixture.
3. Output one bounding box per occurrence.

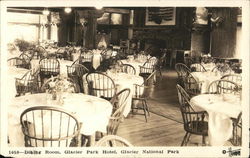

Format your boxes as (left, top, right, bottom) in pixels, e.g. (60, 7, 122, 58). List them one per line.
(42, 8, 50, 15)
(64, 7, 72, 13)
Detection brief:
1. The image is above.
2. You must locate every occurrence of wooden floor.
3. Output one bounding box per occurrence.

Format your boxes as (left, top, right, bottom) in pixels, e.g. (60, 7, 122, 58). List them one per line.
(117, 68, 233, 146)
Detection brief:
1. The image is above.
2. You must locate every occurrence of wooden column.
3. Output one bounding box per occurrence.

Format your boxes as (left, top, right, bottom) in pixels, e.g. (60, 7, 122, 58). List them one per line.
(210, 8, 238, 58)
(78, 10, 102, 49)
(85, 11, 97, 49)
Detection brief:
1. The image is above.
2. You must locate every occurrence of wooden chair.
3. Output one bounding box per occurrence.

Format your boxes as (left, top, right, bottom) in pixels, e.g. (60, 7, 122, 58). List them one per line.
(41, 76, 80, 93)
(19, 52, 32, 64)
(65, 47, 76, 60)
(175, 63, 191, 87)
(183, 72, 203, 97)
(231, 112, 242, 146)
(176, 84, 208, 146)
(80, 50, 93, 63)
(95, 135, 133, 147)
(67, 64, 89, 93)
(20, 106, 82, 147)
(184, 57, 194, 68)
(56, 48, 66, 59)
(34, 46, 47, 59)
(155, 53, 167, 79)
(79, 51, 94, 72)
(221, 74, 242, 87)
(15, 69, 40, 96)
(108, 88, 130, 135)
(39, 58, 60, 84)
(212, 63, 233, 75)
(121, 64, 136, 75)
(7, 57, 30, 69)
(132, 70, 156, 122)
(190, 63, 206, 72)
(86, 72, 116, 101)
(207, 79, 239, 95)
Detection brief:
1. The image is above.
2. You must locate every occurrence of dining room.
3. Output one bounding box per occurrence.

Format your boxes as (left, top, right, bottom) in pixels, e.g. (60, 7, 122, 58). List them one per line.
(1, 3, 249, 157)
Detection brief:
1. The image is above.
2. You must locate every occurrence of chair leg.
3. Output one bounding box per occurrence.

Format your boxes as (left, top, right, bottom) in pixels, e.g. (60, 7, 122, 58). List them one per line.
(158, 68, 163, 80)
(181, 132, 189, 146)
(202, 135, 206, 146)
(144, 100, 150, 116)
(185, 133, 191, 146)
(142, 102, 148, 122)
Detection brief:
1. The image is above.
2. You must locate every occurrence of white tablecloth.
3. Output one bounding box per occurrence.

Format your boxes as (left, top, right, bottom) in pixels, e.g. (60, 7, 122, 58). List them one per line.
(191, 71, 221, 93)
(75, 50, 102, 70)
(7, 67, 29, 100)
(46, 48, 58, 54)
(120, 59, 146, 75)
(190, 94, 241, 146)
(31, 59, 73, 76)
(8, 93, 112, 147)
(83, 72, 144, 117)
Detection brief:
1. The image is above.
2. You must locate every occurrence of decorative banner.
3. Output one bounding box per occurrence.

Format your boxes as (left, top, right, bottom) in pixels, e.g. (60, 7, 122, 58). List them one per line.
(145, 7, 176, 25)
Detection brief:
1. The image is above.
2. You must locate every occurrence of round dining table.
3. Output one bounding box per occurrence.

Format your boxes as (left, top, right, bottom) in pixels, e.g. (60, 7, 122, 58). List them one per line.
(83, 72, 144, 117)
(190, 94, 241, 146)
(8, 93, 112, 147)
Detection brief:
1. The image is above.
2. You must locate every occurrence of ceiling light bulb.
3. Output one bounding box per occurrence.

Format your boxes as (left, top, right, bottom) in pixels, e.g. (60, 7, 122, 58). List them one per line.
(95, 4, 103, 10)
(64, 7, 72, 13)
(43, 9, 50, 15)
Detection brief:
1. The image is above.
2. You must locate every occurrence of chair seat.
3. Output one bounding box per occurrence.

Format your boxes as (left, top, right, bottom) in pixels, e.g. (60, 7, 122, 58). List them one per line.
(186, 121, 208, 135)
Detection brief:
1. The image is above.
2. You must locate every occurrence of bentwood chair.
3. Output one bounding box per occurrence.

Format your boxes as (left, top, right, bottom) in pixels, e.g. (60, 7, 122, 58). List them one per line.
(121, 64, 136, 75)
(95, 135, 133, 147)
(86, 72, 116, 101)
(132, 70, 156, 122)
(175, 63, 191, 87)
(20, 106, 82, 147)
(176, 84, 208, 146)
(8, 57, 30, 69)
(190, 63, 207, 72)
(183, 72, 203, 97)
(15, 69, 40, 96)
(39, 58, 60, 84)
(67, 64, 89, 93)
(41, 76, 80, 93)
(108, 88, 131, 135)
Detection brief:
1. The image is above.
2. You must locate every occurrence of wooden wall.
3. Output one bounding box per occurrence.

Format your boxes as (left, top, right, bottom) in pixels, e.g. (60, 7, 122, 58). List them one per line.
(133, 7, 194, 56)
(210, 8, 238, 58)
